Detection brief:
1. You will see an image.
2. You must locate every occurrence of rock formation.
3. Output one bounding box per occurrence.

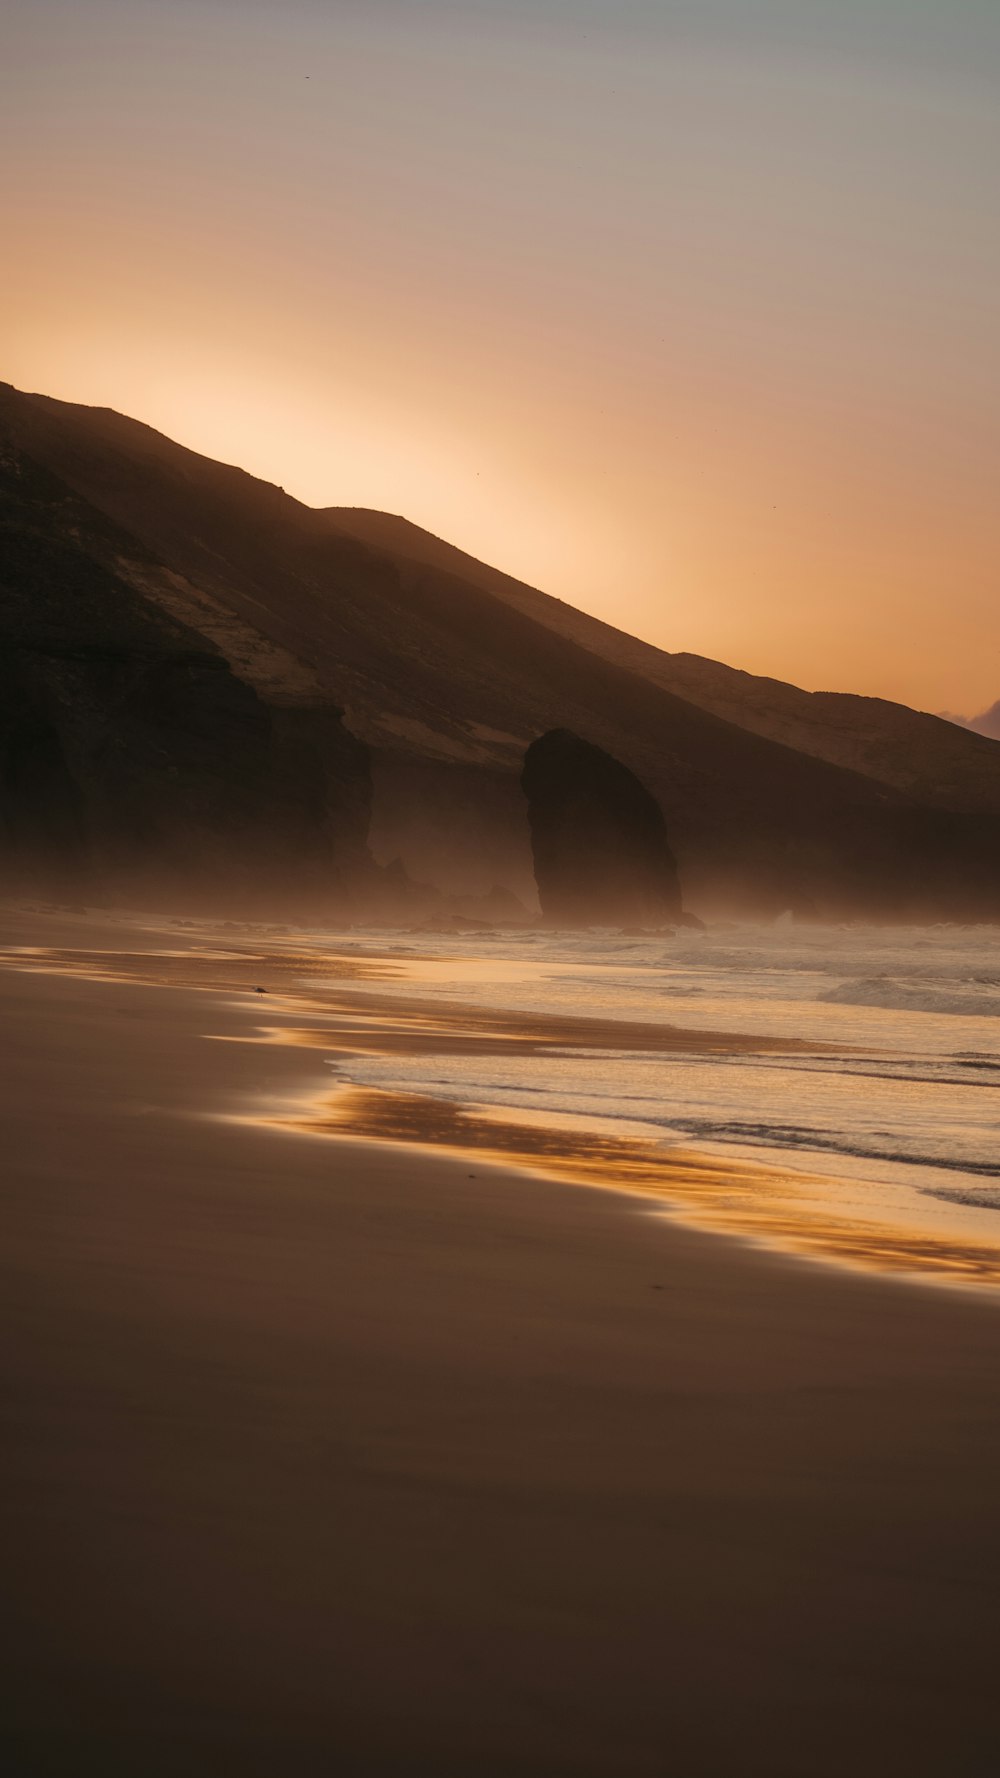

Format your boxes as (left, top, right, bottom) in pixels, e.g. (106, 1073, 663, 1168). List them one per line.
(521, 729, 682, 926)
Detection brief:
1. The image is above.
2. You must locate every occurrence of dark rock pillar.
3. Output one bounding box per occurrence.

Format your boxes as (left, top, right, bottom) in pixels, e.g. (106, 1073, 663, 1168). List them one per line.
(521, 728, 682, 926)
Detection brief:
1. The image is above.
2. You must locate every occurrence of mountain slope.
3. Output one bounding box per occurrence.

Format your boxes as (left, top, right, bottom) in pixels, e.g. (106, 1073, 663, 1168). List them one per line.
(2, 382, 998, 920)
(330, 509, 1000, 818)
(0, 429, 371, 908)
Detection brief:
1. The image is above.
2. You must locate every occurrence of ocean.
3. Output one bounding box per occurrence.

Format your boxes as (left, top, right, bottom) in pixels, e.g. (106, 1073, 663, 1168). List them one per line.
(306, 919, 1000, 1285)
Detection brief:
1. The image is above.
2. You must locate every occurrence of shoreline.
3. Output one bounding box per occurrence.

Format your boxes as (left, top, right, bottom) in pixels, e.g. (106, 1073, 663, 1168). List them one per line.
(256, 1081, 1000, 1295)
(5, 906, 999, 1292)
(3, 911, 1000, 1773)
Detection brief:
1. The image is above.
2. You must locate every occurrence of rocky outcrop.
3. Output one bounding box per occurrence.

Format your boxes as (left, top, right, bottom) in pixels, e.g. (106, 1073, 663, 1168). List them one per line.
(521, 729, 682, 926)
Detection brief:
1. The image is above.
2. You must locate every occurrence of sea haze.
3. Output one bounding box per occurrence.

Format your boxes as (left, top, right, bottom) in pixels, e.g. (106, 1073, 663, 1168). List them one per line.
(309, 921, 1000, 1277)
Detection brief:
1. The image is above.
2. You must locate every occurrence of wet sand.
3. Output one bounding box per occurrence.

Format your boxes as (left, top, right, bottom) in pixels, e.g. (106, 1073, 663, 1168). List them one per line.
(2, 911, 1000, 1776)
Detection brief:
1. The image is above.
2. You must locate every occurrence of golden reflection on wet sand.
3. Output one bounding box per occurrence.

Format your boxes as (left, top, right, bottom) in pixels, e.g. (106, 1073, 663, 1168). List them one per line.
(280, 1084, 1000, 1290)
(0, 943, 394, 996)
(1, 942, 836, 1055)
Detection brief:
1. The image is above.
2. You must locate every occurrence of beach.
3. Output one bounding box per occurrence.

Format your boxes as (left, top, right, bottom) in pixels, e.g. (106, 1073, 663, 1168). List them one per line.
(2, 909, 1000, 1776)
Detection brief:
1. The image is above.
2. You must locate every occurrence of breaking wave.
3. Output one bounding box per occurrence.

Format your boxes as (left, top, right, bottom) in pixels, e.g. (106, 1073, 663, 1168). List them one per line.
(818, 977, 1000, 1016)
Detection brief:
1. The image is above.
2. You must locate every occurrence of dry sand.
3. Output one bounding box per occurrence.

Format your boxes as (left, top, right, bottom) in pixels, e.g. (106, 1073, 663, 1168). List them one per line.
(2, 911, 1000, 1776)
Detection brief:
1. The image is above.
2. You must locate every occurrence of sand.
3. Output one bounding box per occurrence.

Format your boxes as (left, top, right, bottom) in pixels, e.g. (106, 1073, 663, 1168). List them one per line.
(2, 911, 1000, 1777)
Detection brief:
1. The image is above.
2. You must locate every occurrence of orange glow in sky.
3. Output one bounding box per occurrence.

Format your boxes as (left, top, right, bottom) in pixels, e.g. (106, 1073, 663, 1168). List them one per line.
(3, 1, 999, 713)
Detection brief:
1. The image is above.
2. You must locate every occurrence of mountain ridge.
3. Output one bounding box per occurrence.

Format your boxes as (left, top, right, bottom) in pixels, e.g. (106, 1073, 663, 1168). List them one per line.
(2, 382, 998, 919)
(329, 507, 1000, 818)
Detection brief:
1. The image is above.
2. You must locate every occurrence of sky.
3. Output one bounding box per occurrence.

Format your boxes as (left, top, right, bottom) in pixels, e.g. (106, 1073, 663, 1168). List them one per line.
(3, 0, 999, 714)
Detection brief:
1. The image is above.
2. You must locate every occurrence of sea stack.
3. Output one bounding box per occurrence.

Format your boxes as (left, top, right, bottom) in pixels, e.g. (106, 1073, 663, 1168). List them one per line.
(521, 728, 682, 926)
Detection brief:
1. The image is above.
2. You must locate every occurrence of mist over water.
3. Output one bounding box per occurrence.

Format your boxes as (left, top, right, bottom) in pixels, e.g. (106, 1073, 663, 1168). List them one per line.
(310, 920, 1000, 1268)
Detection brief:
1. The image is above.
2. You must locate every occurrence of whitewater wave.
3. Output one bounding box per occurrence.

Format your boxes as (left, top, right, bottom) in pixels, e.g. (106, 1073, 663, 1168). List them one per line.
(926, 1187, 1000, 1212)
(660, 1116, 1000, 1179)
(818, 977, 1000, 1016)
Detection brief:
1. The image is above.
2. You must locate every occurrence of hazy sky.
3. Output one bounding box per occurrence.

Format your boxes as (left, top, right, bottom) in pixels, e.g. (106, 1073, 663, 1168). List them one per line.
(4, 0, 999, 712)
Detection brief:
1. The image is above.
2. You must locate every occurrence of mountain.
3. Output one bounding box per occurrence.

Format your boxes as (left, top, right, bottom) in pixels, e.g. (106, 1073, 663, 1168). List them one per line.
(2, 381, 998, 921)
(331, 510, 1000, 819)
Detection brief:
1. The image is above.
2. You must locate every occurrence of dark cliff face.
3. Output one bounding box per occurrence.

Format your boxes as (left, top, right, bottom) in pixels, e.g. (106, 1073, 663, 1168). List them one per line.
(0, 447, 372, 909)
(522, 730, 682, 927)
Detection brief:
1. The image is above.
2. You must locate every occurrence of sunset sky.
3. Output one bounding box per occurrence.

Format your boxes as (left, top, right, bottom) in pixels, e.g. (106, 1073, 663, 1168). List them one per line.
(4, 0, 998, 713)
